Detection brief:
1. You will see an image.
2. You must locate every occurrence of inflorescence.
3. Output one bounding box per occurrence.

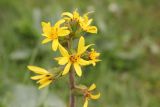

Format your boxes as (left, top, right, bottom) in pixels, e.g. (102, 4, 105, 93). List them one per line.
(27, 9, 101, 107)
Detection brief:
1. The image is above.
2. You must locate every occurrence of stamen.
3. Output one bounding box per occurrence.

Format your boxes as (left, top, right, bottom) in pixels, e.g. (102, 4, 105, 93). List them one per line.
(46, 74, 50, 77)
(48, 78, 52, 81)
(69, 55, 79, 63)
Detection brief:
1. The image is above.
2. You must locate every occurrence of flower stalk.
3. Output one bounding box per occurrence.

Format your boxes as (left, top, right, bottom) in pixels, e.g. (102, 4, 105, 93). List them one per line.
(27, 9, 101, 107)
(69, 68, 75, 107)
(68, 36, 75, 107)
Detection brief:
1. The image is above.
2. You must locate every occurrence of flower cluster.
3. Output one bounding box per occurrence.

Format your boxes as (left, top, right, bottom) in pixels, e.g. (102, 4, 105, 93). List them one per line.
(27, 9, 101, 107)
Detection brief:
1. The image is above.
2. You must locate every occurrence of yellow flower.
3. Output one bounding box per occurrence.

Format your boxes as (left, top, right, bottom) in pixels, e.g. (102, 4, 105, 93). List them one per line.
(83, 83, 100, 107)
(27, 66, 54, 89)
(80, 14, 97, 34)
(62, 9, 97, 34)
(55, 36, 93, 77)
(88, 49, 101, 66)
(41, 19, 70, 51)
(61, 9, 81, 22)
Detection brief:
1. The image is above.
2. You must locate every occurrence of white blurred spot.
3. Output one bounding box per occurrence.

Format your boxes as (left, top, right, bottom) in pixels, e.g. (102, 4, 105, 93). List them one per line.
(10, 49, 31, 61)
(7, 84, 65, 107)
(108, 2, 121, 14)
(150, 43, 159, 54)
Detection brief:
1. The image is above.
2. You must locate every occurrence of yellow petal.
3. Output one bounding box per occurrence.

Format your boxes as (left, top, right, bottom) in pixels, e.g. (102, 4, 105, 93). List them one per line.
(41, 22, 52, 36)
(42, 38, 52, 44)
(78, 58, 90, 66)
(62, 62, 71, 75)
(62, 12, 73, 18)
(87, 19, 93, 26)
(55, 19, 65, 28)
(38, 80, 52, 89)
(42, 33, 48, 37)
(74, 63, 82, 77)
(58, 29, 70, 36)
(61, 27, 68, 30)
(92, 62, 96, 66)
(78, 44, 94, 55)
(85, 44, 94, 50)
(90, 59, 101, 66)
(54, 57, 62, 60)
(86, 26, 97, 33)
(37, 75, 52, 84)
(27, 66, 48, 74)
(95, 59, 101, 62)
(83, 11, 94, 16)
(77, 36, 94, 55)
(30, 75, 45, 80)
(88, 83, 96, 91)
(90, 93, 100, 99)
(59, 44, 69, 57)
(52, 39, 59, 51)
(73, 9, 79, 19)
(83, 99, 88, 107)
(37, 77, 49, 84)
(63, 17, 71, 21)
(77, 36, 85, 54)
(55, 57, 69, 65)
(83, 44, 94, 52)
(41, 22, 50, 27)
(95, 52, 100, 57)
(89, 60, 94, 66)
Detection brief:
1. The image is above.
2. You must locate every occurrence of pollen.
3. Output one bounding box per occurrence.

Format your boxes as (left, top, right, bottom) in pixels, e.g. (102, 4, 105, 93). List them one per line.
(45, 73, 54, 81)
(85, 91, 91, 98)
(69, 55, 80, 63)
(89, 52, 96, 60)
(89, 49, 99, 60)
(50, 29, 58, 39)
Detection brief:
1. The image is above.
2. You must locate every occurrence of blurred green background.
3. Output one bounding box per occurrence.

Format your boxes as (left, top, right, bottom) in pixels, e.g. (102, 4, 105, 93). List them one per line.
(0, 0, 160, 107)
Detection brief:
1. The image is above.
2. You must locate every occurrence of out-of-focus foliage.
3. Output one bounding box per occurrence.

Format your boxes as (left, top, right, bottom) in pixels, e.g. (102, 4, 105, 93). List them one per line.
(0, 0, 160, 107)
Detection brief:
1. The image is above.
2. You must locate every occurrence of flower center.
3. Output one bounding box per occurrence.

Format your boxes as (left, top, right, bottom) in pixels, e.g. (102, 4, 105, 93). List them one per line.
(45, 74, 53, 80)
(89, 52, 96, 60)
(50, 29, 58, 39)
(85, 91, 91, 98)
(73, 18, 79, 21)
(69, 55, 80, 63)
